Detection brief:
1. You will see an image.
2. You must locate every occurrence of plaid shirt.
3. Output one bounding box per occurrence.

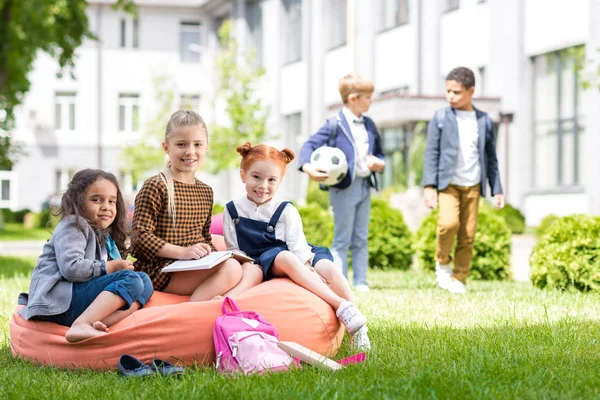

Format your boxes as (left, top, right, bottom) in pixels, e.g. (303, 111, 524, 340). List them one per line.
(130, 175, 215, 290)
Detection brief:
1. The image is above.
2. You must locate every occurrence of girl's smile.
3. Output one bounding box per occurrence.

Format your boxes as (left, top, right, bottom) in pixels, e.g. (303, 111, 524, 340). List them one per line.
(242, 160, 283, 206)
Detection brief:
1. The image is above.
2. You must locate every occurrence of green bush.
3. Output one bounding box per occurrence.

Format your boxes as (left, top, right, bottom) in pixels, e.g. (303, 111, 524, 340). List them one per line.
(530, 215, 600, 292)
(13, 208, 31, 223)
(493, 202, 525, 234)
(35, 210, 59, 229)
(300, 197, 414, 270)
(414, 201, 512, 280)
(1, 208, 15, 223)
(535, 213, 560, 239)
(305, 179, 330, 210)
(367, 197, 414, 270)
(298, 203, 334, 248)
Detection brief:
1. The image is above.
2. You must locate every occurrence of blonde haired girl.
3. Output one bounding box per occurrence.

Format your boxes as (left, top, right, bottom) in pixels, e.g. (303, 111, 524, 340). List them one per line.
(130, 110, 242, 301)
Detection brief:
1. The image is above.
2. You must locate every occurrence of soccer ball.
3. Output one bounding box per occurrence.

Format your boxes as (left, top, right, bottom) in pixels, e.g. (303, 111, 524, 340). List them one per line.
(309, 146, 348, 186)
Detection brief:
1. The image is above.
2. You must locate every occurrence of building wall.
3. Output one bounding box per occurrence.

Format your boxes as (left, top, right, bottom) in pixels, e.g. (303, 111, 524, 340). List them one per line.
(7, 0, 600, 228)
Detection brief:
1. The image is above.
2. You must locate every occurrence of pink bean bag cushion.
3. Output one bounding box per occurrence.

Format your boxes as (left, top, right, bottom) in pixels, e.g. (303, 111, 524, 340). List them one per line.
(9, 235, 344, 370)
(210, 213, 224, 236)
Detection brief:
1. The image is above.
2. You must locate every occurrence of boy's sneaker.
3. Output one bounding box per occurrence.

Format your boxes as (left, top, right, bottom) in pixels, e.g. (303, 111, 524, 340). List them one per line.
(435, 262, 452, 289)
(336, 301, 367, 336)
(351, 326, 371, 351)
(354, 284, 370, 293)
(446, 279, 467, 294)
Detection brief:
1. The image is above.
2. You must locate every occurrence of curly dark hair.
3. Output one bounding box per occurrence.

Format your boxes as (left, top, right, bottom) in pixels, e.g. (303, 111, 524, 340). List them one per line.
(446, 67, 476, 90)
(57, 169, 128, 256)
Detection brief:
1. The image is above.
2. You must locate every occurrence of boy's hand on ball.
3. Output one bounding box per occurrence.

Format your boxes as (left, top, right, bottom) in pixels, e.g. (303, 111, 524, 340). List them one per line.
(302, 163, 329, 182)
(106, 259, 134, 273)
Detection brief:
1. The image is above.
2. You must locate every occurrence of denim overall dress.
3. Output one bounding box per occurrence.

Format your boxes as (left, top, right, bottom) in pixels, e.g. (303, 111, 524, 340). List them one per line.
(225, 201, 333, 280)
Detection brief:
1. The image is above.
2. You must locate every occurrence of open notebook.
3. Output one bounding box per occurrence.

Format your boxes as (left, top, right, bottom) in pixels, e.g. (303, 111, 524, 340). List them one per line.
(161, 251, 254, 273)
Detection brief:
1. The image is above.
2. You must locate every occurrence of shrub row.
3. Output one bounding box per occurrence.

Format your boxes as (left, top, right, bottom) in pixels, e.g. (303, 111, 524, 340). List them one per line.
(413, 200, 512, 280)
(530, 215, 600, 292)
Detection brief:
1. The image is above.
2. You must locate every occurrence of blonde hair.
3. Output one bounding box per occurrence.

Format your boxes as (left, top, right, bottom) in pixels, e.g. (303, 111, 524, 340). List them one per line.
(237, 142, 295, 178)
(159, 110, 208, 231)
(338, 72, 374, 104)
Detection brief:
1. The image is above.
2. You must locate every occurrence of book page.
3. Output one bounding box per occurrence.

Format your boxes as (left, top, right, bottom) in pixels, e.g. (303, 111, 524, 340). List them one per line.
(161, 251, 231, 273)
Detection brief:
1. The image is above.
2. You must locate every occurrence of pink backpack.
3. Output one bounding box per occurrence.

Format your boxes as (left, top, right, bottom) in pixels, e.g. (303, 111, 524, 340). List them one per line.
(213, 297, 293, 374)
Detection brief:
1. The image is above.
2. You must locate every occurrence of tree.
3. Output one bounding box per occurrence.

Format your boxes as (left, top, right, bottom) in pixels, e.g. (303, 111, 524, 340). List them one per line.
(0, 0, 135, 169)
(120, 73, 174, 185)
(206, 19, 269, 196)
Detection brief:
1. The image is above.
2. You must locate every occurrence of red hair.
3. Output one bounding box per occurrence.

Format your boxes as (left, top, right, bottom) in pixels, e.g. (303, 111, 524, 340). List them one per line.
(237, 142, 295, 177)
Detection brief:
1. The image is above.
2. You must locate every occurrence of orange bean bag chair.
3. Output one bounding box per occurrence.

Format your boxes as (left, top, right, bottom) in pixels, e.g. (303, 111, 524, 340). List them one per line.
(10, 234, 345, 370)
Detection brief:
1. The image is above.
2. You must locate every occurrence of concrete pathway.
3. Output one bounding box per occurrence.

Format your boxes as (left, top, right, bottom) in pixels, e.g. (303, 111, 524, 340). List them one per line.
(0, 240, 46, 257)
(510, 234, 536, 282)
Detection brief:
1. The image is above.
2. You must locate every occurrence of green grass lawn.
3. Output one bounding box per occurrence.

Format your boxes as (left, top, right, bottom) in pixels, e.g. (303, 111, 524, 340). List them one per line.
(0, 223, 52, 241)
(1, 256, 599, 399)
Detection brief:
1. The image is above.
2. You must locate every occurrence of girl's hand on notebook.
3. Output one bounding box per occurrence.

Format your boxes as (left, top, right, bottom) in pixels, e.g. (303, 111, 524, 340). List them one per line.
(180, 243, 212, 260)
(106, 259, 134, 273)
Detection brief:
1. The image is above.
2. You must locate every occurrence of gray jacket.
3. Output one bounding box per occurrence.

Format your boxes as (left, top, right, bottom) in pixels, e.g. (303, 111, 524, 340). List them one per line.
(422, 106, 503, 197)
(18, 215, 107, 320)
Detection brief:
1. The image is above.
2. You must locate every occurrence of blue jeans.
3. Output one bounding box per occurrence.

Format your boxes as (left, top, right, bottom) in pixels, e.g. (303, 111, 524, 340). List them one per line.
(329, 177, 371, 287)
(35, 270, 154, 327)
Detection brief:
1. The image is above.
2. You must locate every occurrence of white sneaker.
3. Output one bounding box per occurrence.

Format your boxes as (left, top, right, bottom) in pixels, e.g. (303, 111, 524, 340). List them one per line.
(435, 262, 452, 289)
(446, 279, 467, 294)
(336, 301, 367, 336)
(351, 326, 371, 351)
(354, 284, 370, 293)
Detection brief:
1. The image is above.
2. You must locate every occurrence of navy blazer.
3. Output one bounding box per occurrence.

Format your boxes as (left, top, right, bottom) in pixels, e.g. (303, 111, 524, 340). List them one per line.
(299, 110, 385, 190)
(422, 106, 503, 197)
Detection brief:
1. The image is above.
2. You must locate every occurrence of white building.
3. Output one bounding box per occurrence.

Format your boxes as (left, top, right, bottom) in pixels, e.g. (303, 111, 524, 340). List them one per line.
(4, 0, 600, 226)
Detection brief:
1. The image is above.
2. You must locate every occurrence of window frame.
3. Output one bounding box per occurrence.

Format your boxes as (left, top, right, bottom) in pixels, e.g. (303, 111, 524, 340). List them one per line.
(180, 21, 202, 63)
(54, 92, 76, 131)
(377, 0, 410, 33)
(118, 94, 140, 133)
(282, 0, 303, 65)
(531, 48, 583, 188)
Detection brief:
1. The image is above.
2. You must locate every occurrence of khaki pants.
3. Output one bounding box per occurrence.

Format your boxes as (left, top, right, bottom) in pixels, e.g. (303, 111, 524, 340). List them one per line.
(436, 184, 480, 284)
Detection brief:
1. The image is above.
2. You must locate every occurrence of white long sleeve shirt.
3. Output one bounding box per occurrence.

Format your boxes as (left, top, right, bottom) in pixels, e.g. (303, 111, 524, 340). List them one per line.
(222, 196, 315, 265)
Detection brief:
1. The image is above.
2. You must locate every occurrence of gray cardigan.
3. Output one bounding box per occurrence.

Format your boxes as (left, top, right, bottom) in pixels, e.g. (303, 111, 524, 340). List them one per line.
(18, 215, 107, 320)
(422, 106, 503, 197)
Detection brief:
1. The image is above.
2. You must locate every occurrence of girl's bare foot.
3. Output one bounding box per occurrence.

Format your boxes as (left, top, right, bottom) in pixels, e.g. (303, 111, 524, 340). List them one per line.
(65, 322, 108, 343)
(92, 321, 109, 332)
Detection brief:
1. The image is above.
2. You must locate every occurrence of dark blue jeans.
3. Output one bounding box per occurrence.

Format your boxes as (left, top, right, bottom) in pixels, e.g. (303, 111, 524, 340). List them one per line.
(35, 270, 154, 327)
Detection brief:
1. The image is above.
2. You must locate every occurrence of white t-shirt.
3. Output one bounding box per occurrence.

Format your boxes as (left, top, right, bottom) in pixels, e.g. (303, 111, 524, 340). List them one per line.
(342, 107, 371, 177)
(450, 110, 481, 187)
(222, 196, 314, 265)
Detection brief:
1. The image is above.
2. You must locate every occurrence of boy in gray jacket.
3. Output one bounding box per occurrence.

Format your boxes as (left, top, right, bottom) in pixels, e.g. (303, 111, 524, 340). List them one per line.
(422, 67, 505, 294)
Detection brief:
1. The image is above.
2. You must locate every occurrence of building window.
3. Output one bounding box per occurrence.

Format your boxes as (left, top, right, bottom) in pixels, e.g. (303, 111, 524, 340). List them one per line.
(55, 168, 74, 195)
(477, 66, 486, 96)
(380, 124, 413, 188)
(377, 0, 409, 31)
(246, 0, 263, 65)
(446, 0, 460, 12)
(180, 22, 201, 62)
(120, 18, 140, 48)
(325, 0, 347, 49)
(282, 0, 302, 64)
(54, 93, 76, 131)
(179, 94, 200, 112)
(118, 94, 139, 132)
(120, 19, 127, 47)
(133, 18, 139, 48)
(533, 47, 584, 188)
(0, 170, 14, 208)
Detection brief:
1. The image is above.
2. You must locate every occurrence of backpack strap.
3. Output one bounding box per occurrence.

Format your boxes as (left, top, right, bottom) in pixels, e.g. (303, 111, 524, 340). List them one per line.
(326, 117, 338, 147)
(435, 108, 447, 130)
(222, 297, 241, 314)
(226, 201, 240, 225)
(267, 201, 292, 232)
